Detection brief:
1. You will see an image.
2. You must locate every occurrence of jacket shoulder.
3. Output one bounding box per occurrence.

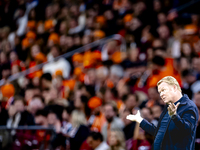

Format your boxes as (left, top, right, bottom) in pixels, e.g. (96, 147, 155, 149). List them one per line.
(179, 97, 198, 118)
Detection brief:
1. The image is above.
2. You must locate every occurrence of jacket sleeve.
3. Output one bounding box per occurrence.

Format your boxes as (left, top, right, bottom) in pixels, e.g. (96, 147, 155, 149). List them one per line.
(140, 119, 157, 136)
(172, 107, 198, 134)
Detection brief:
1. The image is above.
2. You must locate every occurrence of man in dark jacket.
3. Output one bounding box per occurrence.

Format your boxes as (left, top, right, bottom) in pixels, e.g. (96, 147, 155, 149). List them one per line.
(127, 76, 199, 150)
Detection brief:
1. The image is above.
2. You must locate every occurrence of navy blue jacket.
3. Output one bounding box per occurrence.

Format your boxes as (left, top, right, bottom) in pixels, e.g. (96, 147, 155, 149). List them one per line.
(140, 94, 199, 150)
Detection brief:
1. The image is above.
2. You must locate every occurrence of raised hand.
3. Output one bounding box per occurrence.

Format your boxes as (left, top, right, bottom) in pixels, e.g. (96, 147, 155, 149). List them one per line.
(126, 110, 143, 123)
(168, 102, 180, 117)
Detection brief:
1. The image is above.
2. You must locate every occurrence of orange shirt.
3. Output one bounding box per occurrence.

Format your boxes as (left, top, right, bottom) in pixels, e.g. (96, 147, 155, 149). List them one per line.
(91, 113, 106, 132)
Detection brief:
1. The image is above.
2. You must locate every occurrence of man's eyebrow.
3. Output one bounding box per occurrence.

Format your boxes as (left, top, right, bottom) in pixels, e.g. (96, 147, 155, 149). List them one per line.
(158, 87, 164, 93)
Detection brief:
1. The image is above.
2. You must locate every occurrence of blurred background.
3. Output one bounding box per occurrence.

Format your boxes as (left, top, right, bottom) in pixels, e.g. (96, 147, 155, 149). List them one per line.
(0, 0, 200, 149)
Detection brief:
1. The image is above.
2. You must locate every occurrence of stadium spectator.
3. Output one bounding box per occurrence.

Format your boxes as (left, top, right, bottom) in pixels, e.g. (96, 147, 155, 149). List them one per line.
(80, 131, 109, 150)
(107, 129, 126, 150)
(101, 101, 124, 141)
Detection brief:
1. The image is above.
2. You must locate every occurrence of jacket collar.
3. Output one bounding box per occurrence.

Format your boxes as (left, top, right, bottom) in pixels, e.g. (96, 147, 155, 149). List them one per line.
(174, 94, 188, 106)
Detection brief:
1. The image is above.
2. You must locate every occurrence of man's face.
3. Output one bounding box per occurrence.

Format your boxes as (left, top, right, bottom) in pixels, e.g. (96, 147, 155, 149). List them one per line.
(87, 136, 100, 149)
(158, 82, 174, 104)
(104, 105, 115, 122)
(47, 113, 57, 125)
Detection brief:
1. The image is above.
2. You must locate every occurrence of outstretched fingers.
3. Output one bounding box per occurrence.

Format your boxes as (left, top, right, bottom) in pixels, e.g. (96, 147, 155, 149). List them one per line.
(126, 114, 133, 120)
(175, 102, 180, 108)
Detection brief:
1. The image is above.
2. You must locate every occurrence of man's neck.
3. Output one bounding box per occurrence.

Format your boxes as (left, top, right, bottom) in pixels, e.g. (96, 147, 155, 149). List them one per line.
(172, 93, 183, 103)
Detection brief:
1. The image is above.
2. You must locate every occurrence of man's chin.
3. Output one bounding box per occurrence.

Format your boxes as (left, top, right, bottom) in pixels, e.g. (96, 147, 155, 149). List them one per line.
(165, 101, 172, 105)
(163, 100, 169, 104)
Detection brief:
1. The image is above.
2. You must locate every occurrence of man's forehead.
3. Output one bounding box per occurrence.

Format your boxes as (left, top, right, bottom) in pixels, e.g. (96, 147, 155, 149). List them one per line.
(158, 82, 167, 90)
(158, 86, 165, 90)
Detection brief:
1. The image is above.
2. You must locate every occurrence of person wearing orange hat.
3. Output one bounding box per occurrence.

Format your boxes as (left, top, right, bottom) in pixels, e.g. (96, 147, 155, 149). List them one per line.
(95, 16, 106, 30)
(184, 24, 198, 35)
(92, 50, 103, 68)
(47, 33, 59, 47)
(22, 38, 30, 50)
(83, 51, 95, 69)
(93, 30, 105, 41)
(88, 96, 102, 110)
(27, 20, 36, 30)
(34, 52, 47, 63)
(88, 96, 106, 132)
(183, 24, 199, 48)
(123, 14, 133, 29)
(93, 50, 102, 61)
(96, 16, 106, 25)
(123, 14, 133, 23)
(73, 67, 83, 79)
(21, 31, 36, 50)
(26, 31, 36, 40)
(78, 73, 86, 83)
(44, 19, 56, 31)
(72, 53, 83, 67)
(63, 78, 76, 92)
(111, 51, 126, 64)
(72, 53, 83, 63)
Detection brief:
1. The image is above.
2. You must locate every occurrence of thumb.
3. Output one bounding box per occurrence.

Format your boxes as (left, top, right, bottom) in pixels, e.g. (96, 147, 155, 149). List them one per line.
(137, 110, 140, 116)
(176, 102, 180, 108)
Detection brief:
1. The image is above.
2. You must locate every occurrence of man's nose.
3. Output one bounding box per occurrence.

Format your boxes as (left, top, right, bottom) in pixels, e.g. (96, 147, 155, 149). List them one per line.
(160, 92, 163, 97)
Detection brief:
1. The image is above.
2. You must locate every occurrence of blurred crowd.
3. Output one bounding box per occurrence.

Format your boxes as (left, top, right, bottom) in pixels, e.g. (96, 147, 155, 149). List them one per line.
(0, 0, 200, 149)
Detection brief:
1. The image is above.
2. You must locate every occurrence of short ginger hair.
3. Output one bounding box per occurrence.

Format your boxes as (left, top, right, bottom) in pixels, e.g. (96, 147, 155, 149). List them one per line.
(157, 76, 182, 92)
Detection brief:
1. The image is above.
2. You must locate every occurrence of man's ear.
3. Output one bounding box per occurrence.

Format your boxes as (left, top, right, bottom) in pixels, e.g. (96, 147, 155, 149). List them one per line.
(173, 85, 177, 92)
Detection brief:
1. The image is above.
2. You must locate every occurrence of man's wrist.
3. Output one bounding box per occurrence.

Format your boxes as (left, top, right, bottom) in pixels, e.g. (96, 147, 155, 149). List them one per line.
(138, 117, 143, 123)
(170, 112, 177, 119)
